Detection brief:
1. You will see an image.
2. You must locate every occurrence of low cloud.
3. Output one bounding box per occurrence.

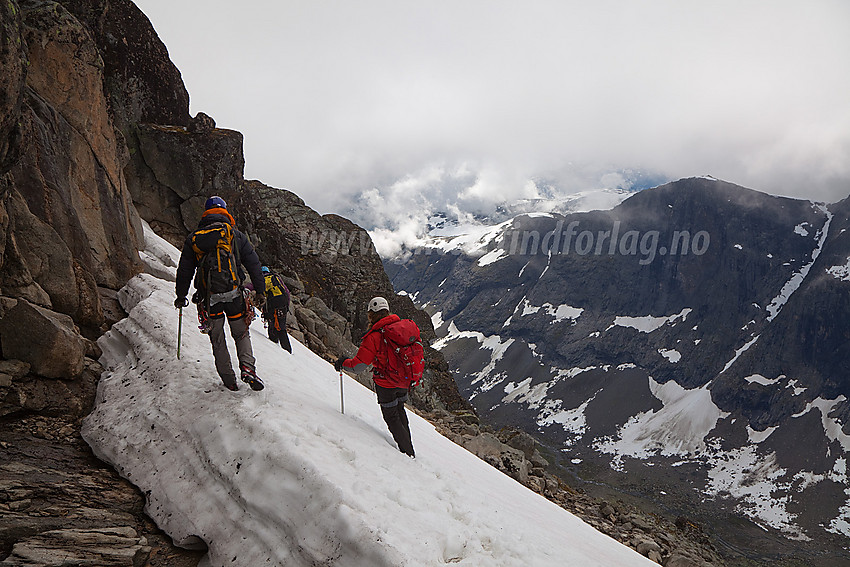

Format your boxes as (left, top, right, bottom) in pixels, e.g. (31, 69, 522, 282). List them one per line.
(137, 0, 850, 226)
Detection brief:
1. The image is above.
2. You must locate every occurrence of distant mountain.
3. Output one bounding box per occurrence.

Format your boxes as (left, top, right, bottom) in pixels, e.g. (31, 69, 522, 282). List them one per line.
(385, 177, 850, 562)
(387, 187, 635, 263)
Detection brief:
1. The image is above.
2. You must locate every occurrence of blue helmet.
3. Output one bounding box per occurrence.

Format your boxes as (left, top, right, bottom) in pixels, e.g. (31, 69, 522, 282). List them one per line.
(261, 266, 271, 275)
(204, 195, 227, 210)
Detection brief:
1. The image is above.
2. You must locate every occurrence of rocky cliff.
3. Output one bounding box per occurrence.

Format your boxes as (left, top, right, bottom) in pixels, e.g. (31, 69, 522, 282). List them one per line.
(1, 1, 187, 563)
(0, 0, 470, 563)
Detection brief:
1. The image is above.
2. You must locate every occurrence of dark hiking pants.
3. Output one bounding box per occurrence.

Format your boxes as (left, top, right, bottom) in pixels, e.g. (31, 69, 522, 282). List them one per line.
(209, 297, 255, 388)
(265, 308, 292, 353)
(375, 384, 415, 457)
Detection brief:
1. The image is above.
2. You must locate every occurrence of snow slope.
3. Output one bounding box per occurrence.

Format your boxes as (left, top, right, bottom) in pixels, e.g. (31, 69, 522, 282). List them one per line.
(81, 223, 655, 567)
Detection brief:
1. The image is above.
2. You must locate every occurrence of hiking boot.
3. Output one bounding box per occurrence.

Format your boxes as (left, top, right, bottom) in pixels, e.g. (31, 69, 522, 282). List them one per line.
(224, 381, 239, 392)
(240, 364, 264, 391)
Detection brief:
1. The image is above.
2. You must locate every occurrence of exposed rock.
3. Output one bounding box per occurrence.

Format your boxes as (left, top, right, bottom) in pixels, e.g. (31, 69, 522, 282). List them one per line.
(188, 112, 216, 134)
(59, 0, 191, 132)
(0, 527, 150, 566)
(1, 191, 101, 327)
(664, 551, 703, 567)
(0, 0, 26, 175)
(0, 413, 203, 567)
(462, 432, 530, 485)
(0, 299, 85, 379)
(17, 1, 143, 292)
(0, 360, 30, 389)
(635, 538, 663, 556)
(128, 123, 244, 245)
(0, 358, 100, 419)
(232, 179, 472, 414)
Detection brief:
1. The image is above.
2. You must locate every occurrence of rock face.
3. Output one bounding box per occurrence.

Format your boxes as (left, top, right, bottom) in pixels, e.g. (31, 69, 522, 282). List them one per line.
(61, 0, 190, 132)
(128, 123, 245, 245)
(0, 1, 203, 564)
(0, 0, 26, 175)
(3, 0, 144, 331)
(387, 177, 850, 563)
(228, 180, 470, 411)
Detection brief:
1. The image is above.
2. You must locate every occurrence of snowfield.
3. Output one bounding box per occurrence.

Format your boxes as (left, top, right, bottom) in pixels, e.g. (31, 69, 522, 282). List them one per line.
(81, 223, 655, 567)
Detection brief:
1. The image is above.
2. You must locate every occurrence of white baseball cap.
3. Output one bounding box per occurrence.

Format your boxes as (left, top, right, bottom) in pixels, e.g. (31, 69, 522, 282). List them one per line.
(367, 296, 389, 312)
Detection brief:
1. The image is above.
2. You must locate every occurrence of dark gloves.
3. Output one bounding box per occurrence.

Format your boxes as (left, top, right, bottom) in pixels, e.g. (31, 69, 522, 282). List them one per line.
(334, 356, 347, 372)
(253, 292, 266, 308)
(174, 296, 189, 309)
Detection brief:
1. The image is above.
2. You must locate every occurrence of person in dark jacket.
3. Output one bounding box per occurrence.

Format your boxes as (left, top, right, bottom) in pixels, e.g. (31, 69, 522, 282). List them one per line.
(335, 297, 415, 457)
(261, 266, 292, 353)
(174, 196, 266, 391)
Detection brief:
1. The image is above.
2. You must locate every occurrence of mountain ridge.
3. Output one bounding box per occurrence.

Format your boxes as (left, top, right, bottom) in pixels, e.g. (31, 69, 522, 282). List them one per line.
(387, 177, 850, 563)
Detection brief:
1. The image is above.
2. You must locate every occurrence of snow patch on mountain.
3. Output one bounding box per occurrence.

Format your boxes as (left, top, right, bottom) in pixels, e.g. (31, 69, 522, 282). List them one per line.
(505, 297, 584, 328)
(704, 446, 805, 538)
(766, 205, 832, 322)
(658, 349, 681, 363)
(608, 308, 692, 333)
(433, 322, 515, 396)
(792, 396, 850, 451)
(794, 223, 810, 237)
(594, 380, 729, 464)
(744, 373, 783, 386)
(747, 425, 778, 443)
(827, 256, 850, 281)
(477, 247, 508, 266)
(719, 335, 760, 375)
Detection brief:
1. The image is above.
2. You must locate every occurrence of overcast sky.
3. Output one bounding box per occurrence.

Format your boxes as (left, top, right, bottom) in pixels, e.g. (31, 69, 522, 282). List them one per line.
(133, 0, 850, 229)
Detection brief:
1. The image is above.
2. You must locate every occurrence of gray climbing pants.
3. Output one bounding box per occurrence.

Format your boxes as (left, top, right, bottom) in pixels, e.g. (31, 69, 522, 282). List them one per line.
(208, 297, 255, 387)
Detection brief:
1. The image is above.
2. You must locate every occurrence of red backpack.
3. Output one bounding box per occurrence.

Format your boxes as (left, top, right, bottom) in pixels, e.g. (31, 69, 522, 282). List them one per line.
(379, 319, 425, 387)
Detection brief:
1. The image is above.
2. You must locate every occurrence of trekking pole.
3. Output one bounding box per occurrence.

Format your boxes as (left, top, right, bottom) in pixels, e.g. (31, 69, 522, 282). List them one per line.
(177, 306, 183, 359)
(339, 371, 345, 414)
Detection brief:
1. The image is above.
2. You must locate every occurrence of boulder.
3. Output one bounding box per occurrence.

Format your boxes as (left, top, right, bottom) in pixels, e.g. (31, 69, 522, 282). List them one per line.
(636, 538, 662, 556)
(0, 359, 30, 388)
(0, 300, 85, 379)
(462, 432, 530, 484)
(128, 123, 245, 245)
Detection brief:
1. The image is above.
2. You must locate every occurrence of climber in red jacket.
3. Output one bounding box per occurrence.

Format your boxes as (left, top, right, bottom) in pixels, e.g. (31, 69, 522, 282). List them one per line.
(335, 297, 416, 457)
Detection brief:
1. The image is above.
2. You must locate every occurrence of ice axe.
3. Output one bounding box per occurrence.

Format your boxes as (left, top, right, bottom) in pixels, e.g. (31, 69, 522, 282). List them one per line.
(339, 371, 345, 414)
(177, 306, 183, 359)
